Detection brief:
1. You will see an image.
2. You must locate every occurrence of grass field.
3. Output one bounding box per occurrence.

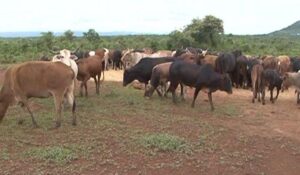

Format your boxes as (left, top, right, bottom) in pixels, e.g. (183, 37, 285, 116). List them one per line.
(0, 69, 300, 175)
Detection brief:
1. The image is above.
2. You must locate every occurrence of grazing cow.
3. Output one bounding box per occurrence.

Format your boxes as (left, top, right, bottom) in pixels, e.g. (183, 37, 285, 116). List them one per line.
(123, 57, 175, 95)
(290, 57, 300, 72)
(277, 55, 291, 75)
(0, 61, 76, 128)
(251, 64, 265, 105)
(168, 61, 233, 111)
(262, 55, 278, 70)
(76, 49, 106, 97)
(282, 72, 300, 104)
(263, 69, 283, 103)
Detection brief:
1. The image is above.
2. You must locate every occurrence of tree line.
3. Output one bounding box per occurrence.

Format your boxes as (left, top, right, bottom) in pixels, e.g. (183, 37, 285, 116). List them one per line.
(1, 15, 300, 64)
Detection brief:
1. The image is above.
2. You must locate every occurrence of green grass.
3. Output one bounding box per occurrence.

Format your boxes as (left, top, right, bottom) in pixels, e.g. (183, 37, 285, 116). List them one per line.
(139, 133, 189, 152)
(24, 146, 77, 165)
(0, 148, 10, 160)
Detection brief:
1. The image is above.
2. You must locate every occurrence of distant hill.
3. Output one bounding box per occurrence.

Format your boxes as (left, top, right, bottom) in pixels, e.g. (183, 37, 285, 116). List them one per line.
(0, 31, 146, 38)
(269, 21, 300, 36)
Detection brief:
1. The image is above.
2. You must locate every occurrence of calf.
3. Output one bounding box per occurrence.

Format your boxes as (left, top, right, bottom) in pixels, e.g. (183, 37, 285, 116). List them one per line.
(263, 69, 283, 103)
(0, 61, 76, 128)
(168, 61, 233, 111)
(251, 64, 266, 105)
(282, 72, 300, 104)
(76, 49, 106, 96)
(145, 62, 183, 98)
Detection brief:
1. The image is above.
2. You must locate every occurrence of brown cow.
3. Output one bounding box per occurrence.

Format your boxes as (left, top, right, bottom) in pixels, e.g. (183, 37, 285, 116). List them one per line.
(0, 61, 76, 128)
(145, 62, 174, 97)
(76, 49, 106, 97)
(277, 55, 291, 75)
(262, 55, 278, 70)
(251, 64, 266, 105)
(200, 54, 218, 69)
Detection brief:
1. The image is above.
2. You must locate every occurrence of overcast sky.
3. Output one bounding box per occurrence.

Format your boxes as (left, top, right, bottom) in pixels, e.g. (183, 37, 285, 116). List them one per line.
(0, 0, 299, 35)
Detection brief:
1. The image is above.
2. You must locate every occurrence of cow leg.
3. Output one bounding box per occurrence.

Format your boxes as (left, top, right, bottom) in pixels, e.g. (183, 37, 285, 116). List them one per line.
(168, 82, 179, 103)
(84, 81, 88, 97)
(52, 92, 64, 128)
(191, 87, 201, 108)
(93, 77, 98, 95)
(180, 83, 185, 101)
(66, 83, 76, 126)
(252, 87, 256, 103)
(208, 92, 215, 111)
(275, 87, 280, 100)
(258, 92, 261, 102)
(270, 88, 274, 103)
(80, 82, 84, 97)
(262, 89, 266, 105)
(297, 92, 300, 104)
(19, 100, 38, 128)
(155, 88, 163, 97)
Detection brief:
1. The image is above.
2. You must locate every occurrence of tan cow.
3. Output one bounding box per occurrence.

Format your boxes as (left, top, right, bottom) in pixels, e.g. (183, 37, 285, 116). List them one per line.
(0, 61, 76, 128)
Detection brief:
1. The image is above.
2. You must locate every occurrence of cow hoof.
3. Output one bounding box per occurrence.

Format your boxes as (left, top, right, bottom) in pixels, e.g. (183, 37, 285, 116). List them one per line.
(72, 121, 77, 126)
(32, 124, 40, 129)
(252, 99, 255, 103)
(262, 102, 266, 105)
(17, 119, 25, 125)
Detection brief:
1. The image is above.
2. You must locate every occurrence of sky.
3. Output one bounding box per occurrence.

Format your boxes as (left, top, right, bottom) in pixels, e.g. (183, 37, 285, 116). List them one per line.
(0, 0, 299, 35)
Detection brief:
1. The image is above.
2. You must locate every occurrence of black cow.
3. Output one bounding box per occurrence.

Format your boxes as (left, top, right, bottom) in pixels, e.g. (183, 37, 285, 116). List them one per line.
(111, 50, 123, 70)
(290, 57, 300, 72)
(215, 50, 242, 85)
(234, 55, 248, 88)
(73, 50, 90, 60)
(168, 61, 233, 111)
(263, 69, 283, 103)
(123, 57, 175, 95)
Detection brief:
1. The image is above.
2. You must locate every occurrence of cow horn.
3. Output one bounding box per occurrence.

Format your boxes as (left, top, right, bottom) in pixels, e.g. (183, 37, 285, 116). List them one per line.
(50, 50, 59, 55)
(72, 47, 80, 53)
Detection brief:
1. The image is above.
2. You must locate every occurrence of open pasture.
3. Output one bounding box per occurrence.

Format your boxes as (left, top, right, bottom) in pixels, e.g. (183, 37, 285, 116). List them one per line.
(0, 69, 300, 175)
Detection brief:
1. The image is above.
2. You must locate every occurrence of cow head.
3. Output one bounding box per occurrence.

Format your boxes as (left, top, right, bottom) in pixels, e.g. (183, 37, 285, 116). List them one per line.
(220, 74, 233, 94)
(123, 69, 135, 86)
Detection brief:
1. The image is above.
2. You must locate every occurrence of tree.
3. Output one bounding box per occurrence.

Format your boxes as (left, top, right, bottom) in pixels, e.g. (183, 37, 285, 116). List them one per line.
(63, 30, 75, 42)
(184, 15, 224, 48)
(83, 29, 100, 43)
(40, 31, 55, 50)
(167, 30, 193, 49)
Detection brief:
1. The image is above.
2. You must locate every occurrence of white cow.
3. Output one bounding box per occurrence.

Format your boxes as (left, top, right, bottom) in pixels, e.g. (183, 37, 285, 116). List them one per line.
(52, 49, 78, 77)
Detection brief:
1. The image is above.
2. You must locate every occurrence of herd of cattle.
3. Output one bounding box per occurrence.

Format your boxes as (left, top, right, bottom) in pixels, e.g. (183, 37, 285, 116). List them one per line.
(0, 47, 299, 128)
